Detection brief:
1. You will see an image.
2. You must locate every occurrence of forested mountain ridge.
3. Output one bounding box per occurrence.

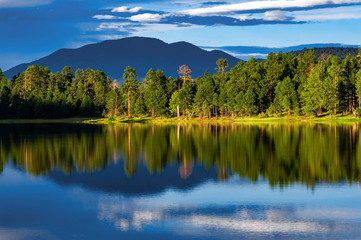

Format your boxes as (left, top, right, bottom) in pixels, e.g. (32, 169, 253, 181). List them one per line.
(4, 37, 239, 81)
(291, 47, 360, 60)
(1, 49, 361, 119)
(204, 43, 359, 60)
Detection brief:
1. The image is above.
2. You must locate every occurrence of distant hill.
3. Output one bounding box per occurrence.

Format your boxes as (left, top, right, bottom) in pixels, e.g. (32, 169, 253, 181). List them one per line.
(290, 47, 360, 59)
(203, 43, 360, 61)
(4, 37, 240, 82)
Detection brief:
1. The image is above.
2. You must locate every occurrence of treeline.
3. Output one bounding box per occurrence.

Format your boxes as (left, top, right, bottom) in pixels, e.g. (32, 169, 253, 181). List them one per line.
(1, 49, 361, 119)
(292, 47, 360, 60)
(0, 66, 111, 118)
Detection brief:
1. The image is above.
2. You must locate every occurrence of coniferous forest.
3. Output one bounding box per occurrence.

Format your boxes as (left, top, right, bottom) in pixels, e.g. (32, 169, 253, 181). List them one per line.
(1, 49, 361, 119)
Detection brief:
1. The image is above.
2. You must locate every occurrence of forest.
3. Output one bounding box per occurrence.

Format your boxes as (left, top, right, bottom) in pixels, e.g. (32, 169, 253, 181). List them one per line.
(1, 49, 361, 119)
(291, 47, 360, 60)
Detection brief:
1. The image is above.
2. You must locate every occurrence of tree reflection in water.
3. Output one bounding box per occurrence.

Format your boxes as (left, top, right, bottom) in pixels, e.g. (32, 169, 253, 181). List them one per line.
(1, 122, 361, 187)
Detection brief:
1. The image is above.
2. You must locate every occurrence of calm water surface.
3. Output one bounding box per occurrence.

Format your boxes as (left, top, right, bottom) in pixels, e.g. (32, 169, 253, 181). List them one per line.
(0, 123, 361, 239)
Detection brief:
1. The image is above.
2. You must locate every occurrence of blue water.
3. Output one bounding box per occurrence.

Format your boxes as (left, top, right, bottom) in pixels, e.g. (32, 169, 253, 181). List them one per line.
(1, 162, 361, 240)
(1, 122, 361, 240)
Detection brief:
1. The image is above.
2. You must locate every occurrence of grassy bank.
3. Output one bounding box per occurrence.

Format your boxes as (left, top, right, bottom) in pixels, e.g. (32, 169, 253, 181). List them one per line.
(83, 113, 361, 125)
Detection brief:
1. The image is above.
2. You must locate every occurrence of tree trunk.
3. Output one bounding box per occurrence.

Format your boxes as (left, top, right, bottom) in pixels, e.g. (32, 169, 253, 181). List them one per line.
(349, 89, 352, 112)
(115, 94, 118, 116)
(128, 89, 131, 118)
(177, 105, 180, 120)
(152, 108, 155, 119)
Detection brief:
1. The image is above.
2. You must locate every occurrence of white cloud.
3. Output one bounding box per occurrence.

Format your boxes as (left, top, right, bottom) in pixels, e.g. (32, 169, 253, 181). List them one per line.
(264, 10, 290, 21)
(292, 6, 361, 21)
(93, 15, 119, 20)
(0, 0, 52, 8)
(178, 22, 194, 27)
(131, 23, 199, 33)
(111, 6, 142, 13)
(296, 13, 361, 20)
(179, 0, 361, 16)
(129, 13, 164, 22)
(96, 22, 130, 31)
(237, 14, 256, 21)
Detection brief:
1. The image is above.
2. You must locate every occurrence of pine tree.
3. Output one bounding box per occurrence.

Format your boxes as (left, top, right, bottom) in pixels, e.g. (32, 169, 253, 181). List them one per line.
(179, 81, 195, 117)
(323, 56, 342, 115)
(80, 95, 93, 116)
(355, 69, 361, 108)
(237, 86, 258, 117)
(271, 77, 299, 115)
(144, 69, 167, 118)
(134, 93, 146, 118)
(122, 66, 139, 118)
(193, 71, 215, 118)
(341, 55, 358, 112)
(301, 62, 326, 115)
(261, 52, 284, 109)
(169, 91, 180, 118)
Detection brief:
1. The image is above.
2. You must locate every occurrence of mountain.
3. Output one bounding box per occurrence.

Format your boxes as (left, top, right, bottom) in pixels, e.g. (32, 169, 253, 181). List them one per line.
(203, 43, 359, 61)
(4, 37, 240, 81)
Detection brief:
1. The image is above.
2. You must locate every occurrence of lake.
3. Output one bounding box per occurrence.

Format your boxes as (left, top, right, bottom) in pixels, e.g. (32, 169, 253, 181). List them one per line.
(1, 122, 361, 239)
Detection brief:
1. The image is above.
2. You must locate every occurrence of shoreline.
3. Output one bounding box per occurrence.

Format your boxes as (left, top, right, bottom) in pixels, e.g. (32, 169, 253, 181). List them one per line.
(1, 114, 361, 124)
(83, 114, 361, 124)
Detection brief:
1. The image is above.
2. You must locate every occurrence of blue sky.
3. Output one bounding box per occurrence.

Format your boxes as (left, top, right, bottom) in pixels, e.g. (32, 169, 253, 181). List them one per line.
(1, 0, 361, 71)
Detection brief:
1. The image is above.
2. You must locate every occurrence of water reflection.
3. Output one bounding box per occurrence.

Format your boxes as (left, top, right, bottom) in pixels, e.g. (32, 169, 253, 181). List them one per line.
(1, 123, 361, 188)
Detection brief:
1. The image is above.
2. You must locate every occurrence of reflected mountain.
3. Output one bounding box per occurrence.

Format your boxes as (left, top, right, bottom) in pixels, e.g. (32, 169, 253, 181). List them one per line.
(49, 162, 218, 195)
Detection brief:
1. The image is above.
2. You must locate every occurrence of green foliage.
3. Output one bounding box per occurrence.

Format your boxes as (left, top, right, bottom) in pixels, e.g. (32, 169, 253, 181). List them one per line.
(193, 71, 215, 118)
(292, 47, 360, 60)
(179, 81, 195, 117)
(216, 58, 229, 74)
(169, 91, 180, 116)
(1, 50, 361, 119)
(236, 86, 258, 116)
(270, 76, 299, 115)
(106, 88, 122, 116)
(122, 66, 139, 118)
(108, 116, 115, 121)
(356, 69, 361, 108)
(144, 69, 168, 118)
(355, 108, 361, 118)
(301, 62, 327, 115)
(134, 93, 146, 117)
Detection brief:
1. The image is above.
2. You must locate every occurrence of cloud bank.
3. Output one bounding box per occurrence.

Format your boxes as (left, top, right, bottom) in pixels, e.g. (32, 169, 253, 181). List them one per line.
(89, 0, 361, 43)
(180, 0, 361, 16)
